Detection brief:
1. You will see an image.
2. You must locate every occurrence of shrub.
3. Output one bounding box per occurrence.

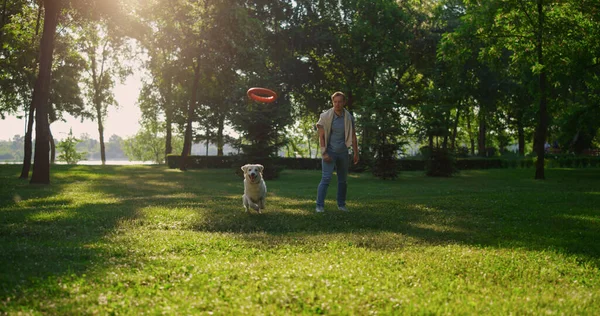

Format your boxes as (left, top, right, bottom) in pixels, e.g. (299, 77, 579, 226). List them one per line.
(456, 146, 469, 158)
(485, 147, 497, 157)
(520, 159, 534, 168)
(350, 153, 371, 173)
(456, 158, 504, 170)
(397, 159, 426, 171)
(372, 144, 399, 180)
(425, 148, 456, 177)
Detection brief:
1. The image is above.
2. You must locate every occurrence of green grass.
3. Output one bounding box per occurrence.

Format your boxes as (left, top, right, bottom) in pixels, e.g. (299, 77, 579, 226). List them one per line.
(1, 165, 599, 315)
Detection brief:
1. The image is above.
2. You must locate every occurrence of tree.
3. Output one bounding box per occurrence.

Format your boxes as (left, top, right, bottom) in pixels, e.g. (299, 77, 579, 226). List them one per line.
(28, 0, 129, 184)
(282, 0, 418, 178)
(485, 0, 597, 178)
(122, 118, 183, 164)
(136, 0, 183, 161)
(57, 128, 86, 164)
(29, 0, 60, 184)
(77, 21, 131, 165)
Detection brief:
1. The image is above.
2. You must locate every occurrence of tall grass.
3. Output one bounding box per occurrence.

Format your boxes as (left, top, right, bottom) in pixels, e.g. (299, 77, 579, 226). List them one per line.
(1, 165, 599, 314)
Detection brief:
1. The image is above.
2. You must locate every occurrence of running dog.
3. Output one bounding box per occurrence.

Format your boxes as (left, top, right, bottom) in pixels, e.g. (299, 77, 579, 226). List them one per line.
(241, 164, 267, 213)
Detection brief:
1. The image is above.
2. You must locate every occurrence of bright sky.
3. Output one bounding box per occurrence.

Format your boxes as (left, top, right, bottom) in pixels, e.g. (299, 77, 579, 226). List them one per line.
(1, 73, 143, 142)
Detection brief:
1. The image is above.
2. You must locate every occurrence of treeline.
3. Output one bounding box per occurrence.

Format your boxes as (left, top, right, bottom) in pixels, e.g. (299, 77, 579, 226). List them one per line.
(1, 0, 599, 182)
(0, 134, 126, 162)
(0, 132, 234, 163)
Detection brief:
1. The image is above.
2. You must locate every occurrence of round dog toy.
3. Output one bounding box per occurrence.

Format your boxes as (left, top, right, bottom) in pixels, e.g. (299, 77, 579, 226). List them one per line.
(247, 87, 278, 103)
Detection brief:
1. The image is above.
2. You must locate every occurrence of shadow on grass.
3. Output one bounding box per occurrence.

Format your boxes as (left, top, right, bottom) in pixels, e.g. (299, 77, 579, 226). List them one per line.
(0, 165, 176, 302)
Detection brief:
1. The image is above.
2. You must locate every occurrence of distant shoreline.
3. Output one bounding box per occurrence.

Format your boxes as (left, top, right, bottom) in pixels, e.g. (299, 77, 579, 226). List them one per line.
(1, 160, 156, 165)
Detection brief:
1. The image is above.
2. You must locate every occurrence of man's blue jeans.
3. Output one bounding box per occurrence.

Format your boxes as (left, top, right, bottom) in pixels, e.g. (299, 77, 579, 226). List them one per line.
(316, 150, 349, 208)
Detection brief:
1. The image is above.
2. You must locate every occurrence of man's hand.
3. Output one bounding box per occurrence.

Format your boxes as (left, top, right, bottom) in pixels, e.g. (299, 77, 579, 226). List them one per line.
(353, 152, 359, 165)
(322, 152, 333, 163)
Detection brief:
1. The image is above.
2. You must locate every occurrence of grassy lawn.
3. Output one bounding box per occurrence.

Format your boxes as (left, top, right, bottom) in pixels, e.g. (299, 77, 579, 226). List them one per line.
(1, 165, 599, 314)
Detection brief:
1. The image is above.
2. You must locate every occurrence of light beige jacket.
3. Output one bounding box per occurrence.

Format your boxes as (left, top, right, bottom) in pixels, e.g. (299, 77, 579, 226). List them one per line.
(316, 108, 354, 153)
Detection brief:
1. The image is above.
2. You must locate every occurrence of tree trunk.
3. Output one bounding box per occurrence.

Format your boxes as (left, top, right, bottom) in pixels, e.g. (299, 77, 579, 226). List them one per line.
(20, 101, 35, 179)
(165, 107, 173, 160)
(19, 1, 43, 179)
(217, 116, 224, 156)
(164, 78, 173, 161)
(517, 119, 525, 156)
(179, 59, 201, 171)
(478, 107, 486, 157)
(442, 109, 452, 150)
(49, 126, 55, 164)
(205, 130, 209, 156)
(534, 0, 548, 180)
(451, 103, 461, 150)
(95, 102, 106, 165)
(30, 0, 60, 185)
(466, 111, 475, 155)
(428, 135, 433, 151)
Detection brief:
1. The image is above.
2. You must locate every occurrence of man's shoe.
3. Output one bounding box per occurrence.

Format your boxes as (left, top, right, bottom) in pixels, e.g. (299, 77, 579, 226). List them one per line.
(316, 206, 325, 213)
(338, 206, 349, 212)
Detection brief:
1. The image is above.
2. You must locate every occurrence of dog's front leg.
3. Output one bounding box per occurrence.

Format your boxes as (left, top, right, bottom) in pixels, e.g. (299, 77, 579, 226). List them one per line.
(243, 195, 250, 212)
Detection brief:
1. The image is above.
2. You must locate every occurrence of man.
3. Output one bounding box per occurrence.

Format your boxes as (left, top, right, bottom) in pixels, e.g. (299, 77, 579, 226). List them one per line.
(315, 91, 359, 213)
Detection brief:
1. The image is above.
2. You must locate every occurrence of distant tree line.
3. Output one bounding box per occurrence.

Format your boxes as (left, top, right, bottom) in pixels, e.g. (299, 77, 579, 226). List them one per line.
(0, 133, 125, 162)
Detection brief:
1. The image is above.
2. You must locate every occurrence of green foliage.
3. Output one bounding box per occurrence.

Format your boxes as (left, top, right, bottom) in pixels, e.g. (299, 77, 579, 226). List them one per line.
(122, 120, 183, 164)
(425, 148, 457, 177)
(0, 3, 41, 117)
(0, 135, 24, 161)
(230, 87, 293, 179)
(546, 154, 600, 169)
(56, 129, 87, 164)
(371, 144, 399, 179)
(3, 0, 600, 184)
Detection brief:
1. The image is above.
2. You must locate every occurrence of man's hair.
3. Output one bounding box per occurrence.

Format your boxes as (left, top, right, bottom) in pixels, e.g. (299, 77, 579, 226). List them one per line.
(331, 91, 346, 102)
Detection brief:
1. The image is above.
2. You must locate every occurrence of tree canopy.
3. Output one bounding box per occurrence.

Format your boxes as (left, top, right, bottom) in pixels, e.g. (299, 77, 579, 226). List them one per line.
(1, 0, 598, 182)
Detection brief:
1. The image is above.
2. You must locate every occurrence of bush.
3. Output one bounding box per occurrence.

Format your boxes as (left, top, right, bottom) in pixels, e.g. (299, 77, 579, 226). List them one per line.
(397, 159, 426, 171)
(456, 158, 504, 170)
(485, 147, 498, 157)
(166, 154, 599, 174)
(349, 153, 371, 173)
(456, 146, 469, 158)
(520, 159, 534, 168)
(278, 157, 321, 170)
(372, 144, 399, 180)
(425, 148, 456, 177)
(506, 159, 519, 168)
(167, 155, 236, 169)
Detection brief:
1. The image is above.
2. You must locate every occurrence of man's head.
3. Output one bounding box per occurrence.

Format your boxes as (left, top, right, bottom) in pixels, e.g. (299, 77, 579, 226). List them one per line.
(331, 91, 346, 113)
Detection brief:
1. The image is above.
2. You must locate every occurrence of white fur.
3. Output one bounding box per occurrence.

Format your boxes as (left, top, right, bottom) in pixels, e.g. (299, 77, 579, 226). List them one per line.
(241, 164, 267, 213)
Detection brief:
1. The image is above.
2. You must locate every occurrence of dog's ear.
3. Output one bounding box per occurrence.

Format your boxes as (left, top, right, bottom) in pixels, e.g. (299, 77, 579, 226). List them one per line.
(241, 164, 249, 173)
(257, 164, 264, 173)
